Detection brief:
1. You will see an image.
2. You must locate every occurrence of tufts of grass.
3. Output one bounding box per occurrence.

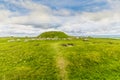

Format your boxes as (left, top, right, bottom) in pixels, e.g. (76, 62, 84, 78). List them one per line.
(0, 40, 58, 80)
(0, 38, 120, 80)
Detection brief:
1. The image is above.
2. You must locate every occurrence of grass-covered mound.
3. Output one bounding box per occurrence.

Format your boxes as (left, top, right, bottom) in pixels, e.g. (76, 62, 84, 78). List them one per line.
(38, 31, 69, 38)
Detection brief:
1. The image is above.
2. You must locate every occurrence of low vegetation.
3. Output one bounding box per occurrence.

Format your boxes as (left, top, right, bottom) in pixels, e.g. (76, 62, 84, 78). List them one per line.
(0, 32, 120, 80)
(0, 37, 120, 80)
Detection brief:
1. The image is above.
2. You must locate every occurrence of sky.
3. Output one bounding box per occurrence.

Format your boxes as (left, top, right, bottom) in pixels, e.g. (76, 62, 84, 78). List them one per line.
(0, 0, 120, 37)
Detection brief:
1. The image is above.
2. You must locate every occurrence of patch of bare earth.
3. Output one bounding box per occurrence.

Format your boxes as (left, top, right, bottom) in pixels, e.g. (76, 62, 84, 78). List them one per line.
(52, 43, 68, 80)
(57, 56, 68, 80)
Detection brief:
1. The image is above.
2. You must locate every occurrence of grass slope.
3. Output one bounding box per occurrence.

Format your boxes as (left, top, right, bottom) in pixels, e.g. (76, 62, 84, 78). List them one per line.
(38, 31, 69, 38)
(0, 38, 120, 80)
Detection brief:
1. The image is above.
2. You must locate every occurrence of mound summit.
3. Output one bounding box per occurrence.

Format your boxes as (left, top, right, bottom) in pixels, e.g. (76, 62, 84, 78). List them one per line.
(38, 31, 69, 38)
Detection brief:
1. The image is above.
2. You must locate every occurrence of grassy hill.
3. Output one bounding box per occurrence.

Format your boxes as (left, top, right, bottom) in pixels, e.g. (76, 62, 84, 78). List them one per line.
(38, 31, 69, 38)
(0, 38, 120, 80)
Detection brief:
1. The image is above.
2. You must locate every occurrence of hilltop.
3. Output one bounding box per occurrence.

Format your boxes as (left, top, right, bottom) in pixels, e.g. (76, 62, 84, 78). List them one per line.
(38, 31, 69, 38)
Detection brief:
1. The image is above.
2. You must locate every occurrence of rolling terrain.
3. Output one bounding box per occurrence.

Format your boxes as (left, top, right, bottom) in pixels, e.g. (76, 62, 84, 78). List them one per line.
(0, 37, 120, 80)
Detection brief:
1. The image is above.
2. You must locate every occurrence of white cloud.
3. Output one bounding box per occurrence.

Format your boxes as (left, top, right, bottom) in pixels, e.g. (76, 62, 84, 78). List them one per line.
(3, 0, 60, 24)
(107, 0, 120, 9)
(0, 0, 120, 36)
(58, 9, 120, 35)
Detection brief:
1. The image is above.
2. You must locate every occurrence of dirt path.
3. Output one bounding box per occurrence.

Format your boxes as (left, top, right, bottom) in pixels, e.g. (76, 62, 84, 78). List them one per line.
(57, 56, 68, 80)
(52, 43, 68, 80)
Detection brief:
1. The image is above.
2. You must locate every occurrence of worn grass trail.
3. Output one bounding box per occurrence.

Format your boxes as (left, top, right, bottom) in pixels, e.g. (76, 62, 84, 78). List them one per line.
(51, 43, 68, 80)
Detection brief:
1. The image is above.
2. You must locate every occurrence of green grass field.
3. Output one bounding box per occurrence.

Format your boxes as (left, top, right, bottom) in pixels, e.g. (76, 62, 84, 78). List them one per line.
(0, 38, 120, 80)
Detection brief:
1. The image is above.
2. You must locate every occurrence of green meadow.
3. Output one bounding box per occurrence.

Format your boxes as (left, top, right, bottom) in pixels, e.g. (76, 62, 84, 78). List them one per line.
(0, 37, 120, 80)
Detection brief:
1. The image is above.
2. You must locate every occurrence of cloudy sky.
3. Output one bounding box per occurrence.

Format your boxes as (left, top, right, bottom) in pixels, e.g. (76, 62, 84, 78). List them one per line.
(0, 0, 120, 37)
